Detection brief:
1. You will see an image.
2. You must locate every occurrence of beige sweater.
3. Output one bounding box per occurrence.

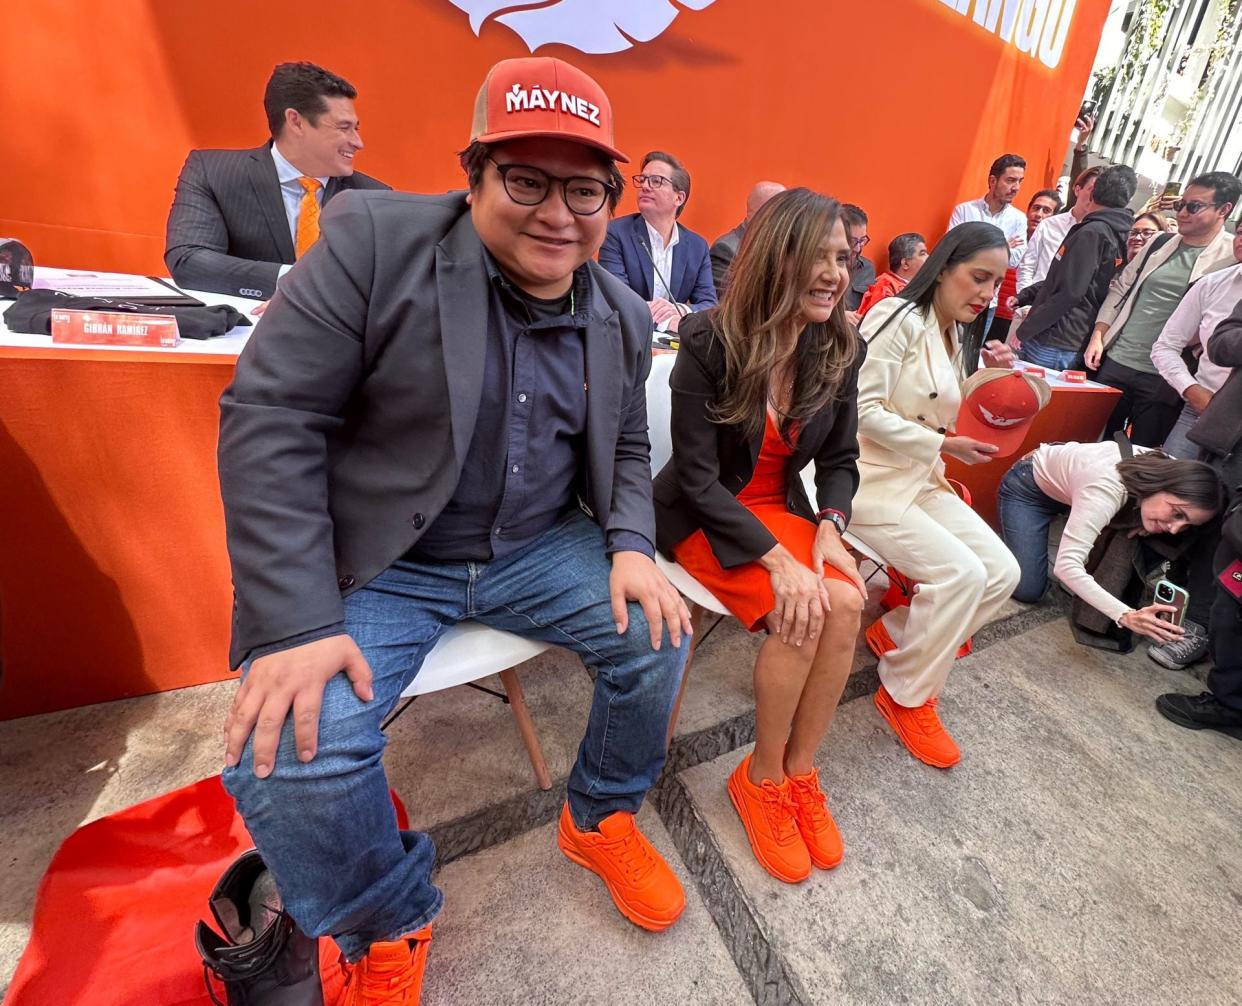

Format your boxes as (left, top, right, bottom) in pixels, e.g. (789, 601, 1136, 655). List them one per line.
(1031, 440, 1152, 623)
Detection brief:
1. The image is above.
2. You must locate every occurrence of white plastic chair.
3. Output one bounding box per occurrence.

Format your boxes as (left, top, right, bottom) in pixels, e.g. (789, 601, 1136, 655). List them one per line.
(645, 354, 731, 739)
(395, 623, 553, 789)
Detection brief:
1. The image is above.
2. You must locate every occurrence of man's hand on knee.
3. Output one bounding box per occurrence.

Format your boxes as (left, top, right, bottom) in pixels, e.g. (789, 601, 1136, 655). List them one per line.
(609, 551, 692, 651)
(224, 634, 374, 778)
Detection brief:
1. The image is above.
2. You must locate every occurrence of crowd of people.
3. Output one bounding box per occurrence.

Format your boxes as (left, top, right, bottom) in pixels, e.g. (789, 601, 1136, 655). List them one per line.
(172, 57, 1242, 1006)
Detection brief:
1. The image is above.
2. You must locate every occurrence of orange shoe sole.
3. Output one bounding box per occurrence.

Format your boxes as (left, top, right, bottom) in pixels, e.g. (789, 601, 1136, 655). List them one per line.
(806, 834, 843, 871)
(726, 770, 811, 884)
(556, 818, 684, 932)
(865, 618, 896, 660)
(873, 691, 960, 769)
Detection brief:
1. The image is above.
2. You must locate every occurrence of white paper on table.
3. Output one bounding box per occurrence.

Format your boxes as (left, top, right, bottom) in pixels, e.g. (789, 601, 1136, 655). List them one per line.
(32, 267, 181, 300)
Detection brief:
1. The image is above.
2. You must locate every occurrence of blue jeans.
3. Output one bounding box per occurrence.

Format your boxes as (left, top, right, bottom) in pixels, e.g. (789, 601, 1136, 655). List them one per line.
(997, 457, 1070, 603)
(1017, 340, 1082, 371)
(222, 510, 687, 960)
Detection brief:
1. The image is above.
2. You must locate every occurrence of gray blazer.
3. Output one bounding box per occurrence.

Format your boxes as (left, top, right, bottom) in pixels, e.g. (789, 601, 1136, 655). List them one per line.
(164, 143, 388, 299)
(218, 191, 657, 668)
(709, 221, 746, 296)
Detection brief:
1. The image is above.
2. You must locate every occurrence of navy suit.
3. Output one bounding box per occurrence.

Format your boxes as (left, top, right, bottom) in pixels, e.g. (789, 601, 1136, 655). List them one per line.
(598, 213, 717, 311)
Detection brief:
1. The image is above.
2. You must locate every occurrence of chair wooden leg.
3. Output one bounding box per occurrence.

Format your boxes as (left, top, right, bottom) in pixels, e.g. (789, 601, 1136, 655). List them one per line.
(666, 604, 709, 747)
(498, 667, 552, 791)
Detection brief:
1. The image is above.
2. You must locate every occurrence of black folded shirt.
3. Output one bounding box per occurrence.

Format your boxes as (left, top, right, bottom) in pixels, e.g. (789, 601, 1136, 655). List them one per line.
(3, 289, 252, 341)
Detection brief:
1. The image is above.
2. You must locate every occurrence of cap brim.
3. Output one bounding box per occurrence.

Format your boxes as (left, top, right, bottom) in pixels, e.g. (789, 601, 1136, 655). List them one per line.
(954, 413, 1033, 458)
(473, 127, 628, 163)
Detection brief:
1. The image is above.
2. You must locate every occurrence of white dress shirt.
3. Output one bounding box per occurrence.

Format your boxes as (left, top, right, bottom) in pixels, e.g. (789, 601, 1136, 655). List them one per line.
(948, 197, 1027, 268)
(645, 219, 680, 303)
(271, 144, 328, 278)
(1017, 211, 1076, 292)
(1150, 261, 1242, 396)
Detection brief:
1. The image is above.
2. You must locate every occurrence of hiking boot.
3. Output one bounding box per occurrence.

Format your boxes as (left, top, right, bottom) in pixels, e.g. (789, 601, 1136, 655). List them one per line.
(786, 767, 843, 870)
(340, 927, 432, 1006)
(557, 803, 685, 932)
(1155, 691, 1242, 741)
(874, 685, 961, 768)
(196, 849, 324, 1005)
(1147, 620, 1209, 669)
(727, 754, 811, 883)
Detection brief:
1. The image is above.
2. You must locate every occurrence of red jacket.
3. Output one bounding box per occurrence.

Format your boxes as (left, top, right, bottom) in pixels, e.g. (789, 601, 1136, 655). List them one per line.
(857, 271, 908, 318)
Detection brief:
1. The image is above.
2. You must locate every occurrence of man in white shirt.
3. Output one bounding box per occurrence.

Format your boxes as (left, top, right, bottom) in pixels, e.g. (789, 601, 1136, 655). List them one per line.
(948, 153, 1028, 332)
(165, 62, 389, 299)
(1017, 165, 1103, 292)
(1152, 229, 1242, 459)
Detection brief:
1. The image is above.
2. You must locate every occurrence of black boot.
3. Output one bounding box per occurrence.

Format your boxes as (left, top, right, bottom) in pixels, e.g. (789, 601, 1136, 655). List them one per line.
(196, 849, 324, 1006)
(1155, 692, 1242, 741)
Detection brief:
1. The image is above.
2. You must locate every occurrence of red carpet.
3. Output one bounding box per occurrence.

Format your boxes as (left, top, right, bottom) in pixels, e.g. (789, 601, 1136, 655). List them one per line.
(4, 776, 409, 1005)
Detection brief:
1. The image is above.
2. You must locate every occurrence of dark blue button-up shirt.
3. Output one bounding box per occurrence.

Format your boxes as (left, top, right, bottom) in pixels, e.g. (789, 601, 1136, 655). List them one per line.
(410, 253, 653, 562)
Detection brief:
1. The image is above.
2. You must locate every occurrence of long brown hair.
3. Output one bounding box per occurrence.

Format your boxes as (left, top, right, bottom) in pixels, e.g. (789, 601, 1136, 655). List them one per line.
(711, 188, 858, 440)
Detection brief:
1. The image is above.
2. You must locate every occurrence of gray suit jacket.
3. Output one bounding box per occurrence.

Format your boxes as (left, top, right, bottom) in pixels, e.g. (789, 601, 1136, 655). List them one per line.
(218, 191, 657, 668)
(164, 143, 388, 299)
(709, 221, 746, 296)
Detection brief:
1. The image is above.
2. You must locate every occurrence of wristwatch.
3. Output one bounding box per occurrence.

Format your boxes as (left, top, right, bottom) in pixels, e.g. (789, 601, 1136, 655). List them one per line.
(818, 509, 847, 535)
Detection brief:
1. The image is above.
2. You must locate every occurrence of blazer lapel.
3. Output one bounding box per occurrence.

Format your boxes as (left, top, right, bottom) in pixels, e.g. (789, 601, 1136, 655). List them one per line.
(247, 145, 296, 264)
(583, 276, 624, 514)
(323, 176, 343, 205)
(435, 213, 491, 468)
(630, 215, 654, 300)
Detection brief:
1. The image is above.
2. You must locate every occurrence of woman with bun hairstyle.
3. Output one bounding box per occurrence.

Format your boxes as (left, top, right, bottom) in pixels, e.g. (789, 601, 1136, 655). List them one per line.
(848, 222, 1021, 769)
(654, 188, 867, 883)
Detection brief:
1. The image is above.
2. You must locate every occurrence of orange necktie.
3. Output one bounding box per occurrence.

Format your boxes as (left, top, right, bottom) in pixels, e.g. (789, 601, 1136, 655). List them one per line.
(295, 177, 323, 258)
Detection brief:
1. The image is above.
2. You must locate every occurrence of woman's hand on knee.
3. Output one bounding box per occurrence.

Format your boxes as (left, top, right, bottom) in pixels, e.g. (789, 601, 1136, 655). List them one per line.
(811, 523, 868, 604)
(224, 634, 374, 779)
(762, 547, 830, 648)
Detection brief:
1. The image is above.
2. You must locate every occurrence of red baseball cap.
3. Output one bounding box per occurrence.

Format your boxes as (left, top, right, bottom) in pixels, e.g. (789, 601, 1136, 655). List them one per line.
(470, 57, 628, 162)
(955, 369, 1051, 457)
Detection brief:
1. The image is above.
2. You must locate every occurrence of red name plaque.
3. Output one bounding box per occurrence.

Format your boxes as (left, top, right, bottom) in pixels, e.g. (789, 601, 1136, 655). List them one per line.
(50, 309, 181, 347)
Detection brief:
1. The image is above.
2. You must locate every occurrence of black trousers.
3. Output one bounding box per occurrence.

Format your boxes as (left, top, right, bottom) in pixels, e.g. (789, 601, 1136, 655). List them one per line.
(1208, 575, 1242, 711)
(1097, 356, 1183, 448)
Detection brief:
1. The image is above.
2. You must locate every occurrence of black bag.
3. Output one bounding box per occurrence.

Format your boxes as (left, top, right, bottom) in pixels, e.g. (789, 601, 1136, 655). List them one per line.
(2, 289, 250, 340)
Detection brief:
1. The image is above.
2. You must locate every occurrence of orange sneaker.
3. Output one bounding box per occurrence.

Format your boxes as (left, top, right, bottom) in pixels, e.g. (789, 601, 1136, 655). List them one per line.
(557, 803, 685, 932)
(786, 768, 843, 870)
(874, 685, 961, 768)
(341, 926, 432, 1005)
(727, 754, 811, 883)
(865, 617, 897, 660)
(866, 615, 971, 661)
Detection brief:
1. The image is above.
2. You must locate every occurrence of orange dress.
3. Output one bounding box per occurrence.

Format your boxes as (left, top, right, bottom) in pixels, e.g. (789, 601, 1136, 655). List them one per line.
(671, 413, 854, 632)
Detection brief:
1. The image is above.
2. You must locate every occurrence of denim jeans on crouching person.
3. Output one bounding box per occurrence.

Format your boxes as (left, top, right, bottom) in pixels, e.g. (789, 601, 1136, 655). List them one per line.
(997, 457, 1070, 603)
(222, 510, 688, 961)
(1017, 340, 1082, 372)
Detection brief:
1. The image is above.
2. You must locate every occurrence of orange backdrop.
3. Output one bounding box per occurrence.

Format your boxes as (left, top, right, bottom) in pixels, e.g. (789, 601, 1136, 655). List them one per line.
(0, 0, 1110, 718)
(2, 0, 1110, 277)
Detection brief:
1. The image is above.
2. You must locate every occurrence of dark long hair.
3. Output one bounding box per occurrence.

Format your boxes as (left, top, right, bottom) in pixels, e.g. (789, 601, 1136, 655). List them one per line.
(711, 187, 858, 439)
(1117, 454, 1224, 513)
(880, 221, 1009, 376)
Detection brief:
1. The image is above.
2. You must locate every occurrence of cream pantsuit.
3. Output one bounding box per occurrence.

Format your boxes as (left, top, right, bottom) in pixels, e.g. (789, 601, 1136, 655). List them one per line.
(850, 300, 1019, 707)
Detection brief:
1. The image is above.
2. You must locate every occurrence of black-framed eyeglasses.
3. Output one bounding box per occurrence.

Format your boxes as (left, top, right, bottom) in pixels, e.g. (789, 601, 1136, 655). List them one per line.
(632, 174, 674, 190)
(1173, 198, 1219, 215)
(1128, 227, 1159, 239)
(849, 234, 871, 250)
(489, 158, 615, 216)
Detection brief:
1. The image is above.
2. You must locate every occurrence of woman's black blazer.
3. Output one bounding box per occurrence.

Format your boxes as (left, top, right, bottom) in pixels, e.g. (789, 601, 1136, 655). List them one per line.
(652, 310, 865, 567)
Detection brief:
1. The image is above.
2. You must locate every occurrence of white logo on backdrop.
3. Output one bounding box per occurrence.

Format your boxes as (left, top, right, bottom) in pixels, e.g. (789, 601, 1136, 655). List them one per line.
(935, 0, 1078, 69)
(446, 0, 718, 54)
